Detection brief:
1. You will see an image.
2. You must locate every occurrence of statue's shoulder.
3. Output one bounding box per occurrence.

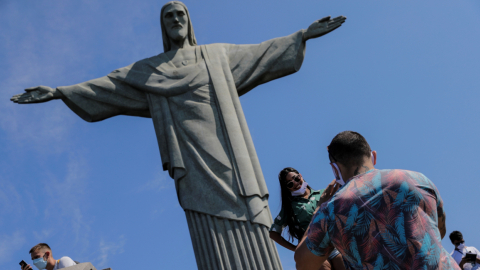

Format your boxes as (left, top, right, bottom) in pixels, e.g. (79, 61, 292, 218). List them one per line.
(200, 43, 235, 56)
(138, 53, 170, 66)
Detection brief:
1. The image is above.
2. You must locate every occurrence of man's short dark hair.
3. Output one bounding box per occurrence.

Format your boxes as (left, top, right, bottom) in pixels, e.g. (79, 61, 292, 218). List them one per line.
(328, 131, 371, 167)
(449, 231, 463, 243)
(29, 243, 51, 254)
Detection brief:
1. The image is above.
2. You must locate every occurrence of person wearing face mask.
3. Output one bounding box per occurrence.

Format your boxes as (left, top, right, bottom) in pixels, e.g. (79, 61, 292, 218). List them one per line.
(269, 167, 346, 270)
(294, 131, 458, 270)
(21, 243, 76, 270)
(450, 231, 480, 270)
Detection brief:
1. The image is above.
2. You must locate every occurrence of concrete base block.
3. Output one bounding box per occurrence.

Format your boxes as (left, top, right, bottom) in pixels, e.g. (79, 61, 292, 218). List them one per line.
(63, 263, 96, 270)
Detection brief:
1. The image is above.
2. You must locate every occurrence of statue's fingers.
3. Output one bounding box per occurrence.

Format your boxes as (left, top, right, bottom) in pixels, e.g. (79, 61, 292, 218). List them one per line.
(327, 21, 344, 30)
(12, 94, 27, 101)
(17, 93, 33, 99)
(317, 16, 331, 23)
(19, 97, 37, 104)
(25, 86, 39, 92)
(331, 15, 346, 21)
(16, 98, 28, 103)
(10, 96, 21, 102)
(330, 16, 346, 24)
(17, 95, 34, 103)
(325, 25, 342, 34)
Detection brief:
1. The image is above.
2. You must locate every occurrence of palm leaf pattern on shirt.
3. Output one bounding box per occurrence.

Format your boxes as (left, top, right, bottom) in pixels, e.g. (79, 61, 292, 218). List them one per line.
(370, 173, 383, 207)
(418, 232, 439, 267)
(353, 210, 374, 236)
(395, 212, 407, 245)
(373, 253, 384, 270)
(318, 231, 331, 249)
(393, 181, 409, 207)
(383, 261, 401, 270)
(357, 174, 383, 210)
(312, 209, 325, 224)
(327, 202, 336, 233)
(349, 235, 362, 267)
(381, 227, 406, 259)
(402, 188, 423, 213)
(345, 204, 359, 231)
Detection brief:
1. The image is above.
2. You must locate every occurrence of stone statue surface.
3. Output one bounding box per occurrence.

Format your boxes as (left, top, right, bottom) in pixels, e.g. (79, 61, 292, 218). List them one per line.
(11, 2, 346, 269)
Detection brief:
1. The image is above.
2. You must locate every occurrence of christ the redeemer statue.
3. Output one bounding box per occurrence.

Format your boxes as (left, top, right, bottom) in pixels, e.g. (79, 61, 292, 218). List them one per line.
(11, 2, 346, 269)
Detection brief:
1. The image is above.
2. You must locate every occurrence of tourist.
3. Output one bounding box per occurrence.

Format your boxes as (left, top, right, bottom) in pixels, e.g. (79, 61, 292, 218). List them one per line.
(21, 243, 76, 270)
(450, 231, 480, 269)
(269, 167, 345, 270)
(294, 131, 458, 269)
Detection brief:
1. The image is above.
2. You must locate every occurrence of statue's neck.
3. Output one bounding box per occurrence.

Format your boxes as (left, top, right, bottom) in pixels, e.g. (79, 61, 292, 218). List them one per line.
(169, 38, 191, 51)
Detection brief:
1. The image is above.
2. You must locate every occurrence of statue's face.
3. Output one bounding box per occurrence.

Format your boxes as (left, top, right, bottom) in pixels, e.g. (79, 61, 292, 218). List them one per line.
(162, 4, 189, 43)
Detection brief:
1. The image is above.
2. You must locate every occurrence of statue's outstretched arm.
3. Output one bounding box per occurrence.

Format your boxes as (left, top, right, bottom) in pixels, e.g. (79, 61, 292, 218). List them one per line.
(10, 86, 63, 104)
(303, 15, 347, 41)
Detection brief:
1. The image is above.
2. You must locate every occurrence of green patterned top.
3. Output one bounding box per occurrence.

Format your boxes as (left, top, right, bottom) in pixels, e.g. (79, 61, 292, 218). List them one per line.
(270, 187, 324, 234)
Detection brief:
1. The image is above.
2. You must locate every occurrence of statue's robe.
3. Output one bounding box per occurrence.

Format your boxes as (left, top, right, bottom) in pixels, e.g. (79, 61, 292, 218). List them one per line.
(57, 31, 305, 228)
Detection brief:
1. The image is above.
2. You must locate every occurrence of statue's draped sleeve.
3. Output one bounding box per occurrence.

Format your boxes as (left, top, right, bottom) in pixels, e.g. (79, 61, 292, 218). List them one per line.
(57, 53, 209, 122)
(57, 75, 150, 122)
(226, 30, 306, 96)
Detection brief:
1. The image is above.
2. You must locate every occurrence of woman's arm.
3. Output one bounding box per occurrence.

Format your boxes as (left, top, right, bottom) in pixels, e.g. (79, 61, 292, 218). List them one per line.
(269, 231, 297, 252)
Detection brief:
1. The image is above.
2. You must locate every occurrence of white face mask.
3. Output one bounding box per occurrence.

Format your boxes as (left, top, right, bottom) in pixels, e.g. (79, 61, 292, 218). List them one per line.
(330, 152, 376, 186)
(291, 181, 308, 196)
(330, 163, 345, 186)
(457, 243, 466, 250)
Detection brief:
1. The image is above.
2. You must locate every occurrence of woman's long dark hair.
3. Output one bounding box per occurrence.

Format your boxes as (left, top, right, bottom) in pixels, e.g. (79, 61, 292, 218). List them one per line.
(278, 167, 308, 241)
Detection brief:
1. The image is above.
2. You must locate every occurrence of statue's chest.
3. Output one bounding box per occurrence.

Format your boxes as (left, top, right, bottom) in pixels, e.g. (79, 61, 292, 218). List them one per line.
(166, 49, 199, 68)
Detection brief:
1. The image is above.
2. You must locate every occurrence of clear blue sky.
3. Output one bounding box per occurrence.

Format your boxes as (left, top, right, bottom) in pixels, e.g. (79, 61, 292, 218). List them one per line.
(1, 1, 480, 269)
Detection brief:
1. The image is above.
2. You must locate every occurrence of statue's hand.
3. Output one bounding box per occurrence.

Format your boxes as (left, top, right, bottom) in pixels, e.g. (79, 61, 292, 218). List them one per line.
(10, 86, 62, 104)
(303, 15, 346, 41)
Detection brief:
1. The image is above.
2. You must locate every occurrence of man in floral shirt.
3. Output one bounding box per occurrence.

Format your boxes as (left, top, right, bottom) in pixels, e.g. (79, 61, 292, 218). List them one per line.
(294, 131, 459, 270)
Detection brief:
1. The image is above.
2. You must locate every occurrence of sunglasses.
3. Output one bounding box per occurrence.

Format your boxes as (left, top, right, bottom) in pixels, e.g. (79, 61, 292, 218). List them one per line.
(286, 175, 301, 189)
(454, 240, 465, 246)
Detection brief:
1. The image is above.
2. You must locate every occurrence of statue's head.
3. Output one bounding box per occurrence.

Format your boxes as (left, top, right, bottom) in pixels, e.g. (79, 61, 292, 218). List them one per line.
(160, 1, 197, 52)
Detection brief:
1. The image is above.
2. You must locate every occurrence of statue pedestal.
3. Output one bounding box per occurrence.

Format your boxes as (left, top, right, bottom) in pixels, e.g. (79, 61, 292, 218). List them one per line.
(186, 210, 283, 270)
(62, 262, 111, 270)
(63, 263, 96, 270)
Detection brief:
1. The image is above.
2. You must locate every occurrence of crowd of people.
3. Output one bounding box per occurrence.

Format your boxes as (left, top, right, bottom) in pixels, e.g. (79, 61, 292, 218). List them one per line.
(269, 131, 479, 270)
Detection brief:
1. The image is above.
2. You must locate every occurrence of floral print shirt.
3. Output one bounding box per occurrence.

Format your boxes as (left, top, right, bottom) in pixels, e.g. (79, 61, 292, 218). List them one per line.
(306, 169, 459, 270)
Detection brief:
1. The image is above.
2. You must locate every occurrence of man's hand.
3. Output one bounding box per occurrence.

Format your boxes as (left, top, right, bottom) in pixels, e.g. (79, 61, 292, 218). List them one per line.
(459, 257, 469, 269)
(10, 86, 62, 104)
(458, 256, 479, 270)
(21, 263, 33, 270)
(303, 15, 346, 41)
(317, 179, 340, 207)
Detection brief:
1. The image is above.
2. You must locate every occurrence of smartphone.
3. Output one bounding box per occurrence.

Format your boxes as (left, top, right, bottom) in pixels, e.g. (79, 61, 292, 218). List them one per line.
(465, 253, 477, 262)
(19, 260, 27, 268)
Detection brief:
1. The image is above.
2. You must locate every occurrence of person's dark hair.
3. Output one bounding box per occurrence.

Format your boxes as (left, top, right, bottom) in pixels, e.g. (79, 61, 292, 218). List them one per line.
(278, 167, 307, 241)
(29, 243, 51, 254)
(449, 231, 463, 243)
(328, 131, 371, 168)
